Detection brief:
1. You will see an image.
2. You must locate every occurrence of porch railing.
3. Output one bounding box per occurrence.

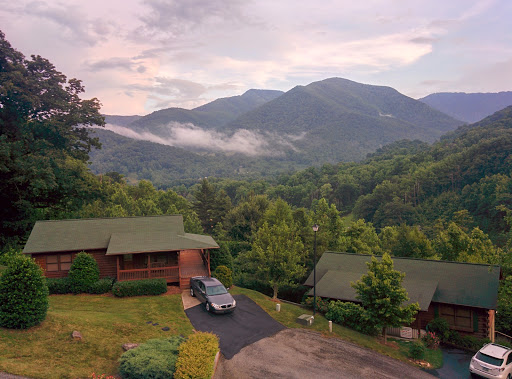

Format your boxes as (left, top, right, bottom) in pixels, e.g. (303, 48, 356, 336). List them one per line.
(118, 265, 179, 282)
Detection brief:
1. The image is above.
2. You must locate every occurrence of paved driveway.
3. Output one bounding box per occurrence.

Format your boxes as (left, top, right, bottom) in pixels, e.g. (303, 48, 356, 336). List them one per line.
(426, 347, 473, 378)
(184, 294, 285, 359)
(214, 328, 436, 379)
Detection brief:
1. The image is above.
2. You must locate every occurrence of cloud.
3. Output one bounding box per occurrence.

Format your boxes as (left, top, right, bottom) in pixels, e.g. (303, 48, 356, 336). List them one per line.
(99, 122, 304, 156)
(22, 1, 115, 46)
(84, 57, 140, 71)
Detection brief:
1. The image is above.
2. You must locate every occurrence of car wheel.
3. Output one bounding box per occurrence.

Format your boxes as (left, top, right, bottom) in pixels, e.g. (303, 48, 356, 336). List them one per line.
(205, 303, 210, 312)
(190, 287, 194, 297)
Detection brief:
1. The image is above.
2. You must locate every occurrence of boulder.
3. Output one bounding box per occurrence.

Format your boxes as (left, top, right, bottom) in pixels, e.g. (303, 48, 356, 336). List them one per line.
(71, 330, 82, 341)
(122, 343, 139, 351)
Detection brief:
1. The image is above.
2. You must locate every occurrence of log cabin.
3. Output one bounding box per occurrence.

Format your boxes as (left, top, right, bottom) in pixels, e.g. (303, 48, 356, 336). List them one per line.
(304, 252, 501, 341)
(23, 215, 218, 289)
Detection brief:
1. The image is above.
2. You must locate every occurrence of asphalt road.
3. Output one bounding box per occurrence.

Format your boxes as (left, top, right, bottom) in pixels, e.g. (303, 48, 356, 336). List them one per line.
(214, 328, 436, 379)
(185, 294, 286, 359)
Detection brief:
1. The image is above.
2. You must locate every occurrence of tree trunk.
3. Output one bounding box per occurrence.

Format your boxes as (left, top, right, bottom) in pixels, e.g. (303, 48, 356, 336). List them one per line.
(272, 286, 278, 299)
(383, 327, 387, 344)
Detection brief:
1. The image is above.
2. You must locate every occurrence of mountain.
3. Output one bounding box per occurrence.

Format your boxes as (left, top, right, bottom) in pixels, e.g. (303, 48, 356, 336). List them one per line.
(220, 78, 462, 163)
(125, 89, 283, 136)
(419, 92, 512, 123)
(88, 128, 308, 187)
(103, 115, 143, 127)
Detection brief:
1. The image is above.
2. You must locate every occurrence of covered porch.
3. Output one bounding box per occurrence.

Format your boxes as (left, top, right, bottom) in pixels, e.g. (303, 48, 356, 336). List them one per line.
(115, 249, 210, 288)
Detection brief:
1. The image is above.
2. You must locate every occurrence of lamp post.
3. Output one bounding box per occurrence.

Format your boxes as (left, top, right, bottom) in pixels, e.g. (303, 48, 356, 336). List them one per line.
(312, 224, 319, 316)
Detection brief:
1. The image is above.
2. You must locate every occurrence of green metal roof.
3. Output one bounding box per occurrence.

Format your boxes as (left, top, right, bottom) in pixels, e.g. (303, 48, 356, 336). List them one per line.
(304, 252, 500, 310)
(23, 215, 218, 255)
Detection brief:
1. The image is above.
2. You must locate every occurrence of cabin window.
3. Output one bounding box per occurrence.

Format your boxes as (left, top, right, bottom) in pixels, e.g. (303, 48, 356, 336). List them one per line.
(440, 304, 473, 331)
(46, 254, 72, 272)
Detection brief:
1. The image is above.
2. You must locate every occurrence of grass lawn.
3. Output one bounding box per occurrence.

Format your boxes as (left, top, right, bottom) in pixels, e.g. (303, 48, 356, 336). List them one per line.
(230, 286, 443, 369)
(0, 293, 193, 378)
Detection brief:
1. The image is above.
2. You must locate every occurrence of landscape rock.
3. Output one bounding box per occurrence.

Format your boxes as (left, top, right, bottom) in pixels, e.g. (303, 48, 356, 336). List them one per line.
(122, 343, 139, 351)
(71, 331, 82, 341)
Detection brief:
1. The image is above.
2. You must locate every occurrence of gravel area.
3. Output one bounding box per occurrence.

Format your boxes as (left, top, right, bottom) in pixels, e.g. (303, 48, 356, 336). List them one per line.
(214, 328, 436, 379)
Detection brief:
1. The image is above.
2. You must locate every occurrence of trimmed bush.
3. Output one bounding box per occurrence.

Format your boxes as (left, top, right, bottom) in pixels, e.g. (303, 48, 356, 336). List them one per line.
(47, 277, 72, 294)
(90, 278, 115, 294)
(0, 255, 49, 329)
(119, 335, 185, 379)
(445, 330, 491, 351)
(112, 278, 167, 297)
(213, 265, 233, 288)
(325, 301, 379, 335)
(409, 341, 426, 360)
(68, 252, 100, 294)
(174, 332, 219, 379)
(302, 296, 330, 314)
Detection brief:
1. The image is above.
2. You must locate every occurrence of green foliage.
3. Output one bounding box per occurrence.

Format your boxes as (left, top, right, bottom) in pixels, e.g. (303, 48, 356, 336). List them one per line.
(422, 331, 441, 349)
(426, 318, 450, 342)
(301, 296, 330, 314)
(68, 252, 100, 294)
(213, 265, 232, 289)
(47, 277, 72, 294)
(0, 255, 49, 329)
(210, 243, 234, 271)
(325, 301, 379, 335)
(174, 332, 219, 379)
(89, 278, 115, 294)
(192, 179, 231, 234)
(408, 341, 426, 360)
(0, 31, 104, 247)
(118, 335, 185, 379)
(112, 279, 167, 297)
(352, 253, 420, 342)
(497, 276, 512, 336)
(241, 221, 305, 299)
(445, 330, 491, 352)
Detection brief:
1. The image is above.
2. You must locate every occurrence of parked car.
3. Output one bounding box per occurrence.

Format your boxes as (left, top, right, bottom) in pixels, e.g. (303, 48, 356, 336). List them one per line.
(189, 276, 236, 314)
(470, 343, 512, 379)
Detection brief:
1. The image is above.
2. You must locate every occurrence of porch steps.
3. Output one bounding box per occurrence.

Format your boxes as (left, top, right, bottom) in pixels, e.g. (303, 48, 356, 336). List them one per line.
(179, 250, 209, 289)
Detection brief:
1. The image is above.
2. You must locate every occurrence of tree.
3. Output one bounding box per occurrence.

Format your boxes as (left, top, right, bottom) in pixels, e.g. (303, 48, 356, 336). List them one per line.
(0, 31, 104, 247)
(193, 179, 231, 234)
(352, 253, 420, 343)
(0, 254, 49, 329)
(244, 221, 305, 299)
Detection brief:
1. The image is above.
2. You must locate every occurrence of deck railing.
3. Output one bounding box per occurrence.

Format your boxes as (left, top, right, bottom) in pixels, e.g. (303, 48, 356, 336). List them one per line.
(119, 266, 179, 282)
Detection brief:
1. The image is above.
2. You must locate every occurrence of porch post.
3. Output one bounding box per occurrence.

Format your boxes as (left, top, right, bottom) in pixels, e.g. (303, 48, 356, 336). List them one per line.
(116, 256, 120, 281)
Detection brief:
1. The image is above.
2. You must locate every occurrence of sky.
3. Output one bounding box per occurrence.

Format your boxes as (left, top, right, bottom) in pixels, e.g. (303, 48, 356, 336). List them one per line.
(1, 0, 511, 116)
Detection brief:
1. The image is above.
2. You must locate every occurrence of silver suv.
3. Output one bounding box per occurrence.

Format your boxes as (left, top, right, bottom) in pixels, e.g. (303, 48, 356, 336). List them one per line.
(470, 343, 512, 379)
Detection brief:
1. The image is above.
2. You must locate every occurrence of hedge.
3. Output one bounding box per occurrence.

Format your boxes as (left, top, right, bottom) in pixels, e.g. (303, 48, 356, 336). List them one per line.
(174, 332, 219, 379)
(89, 278, 115, 294)
(325, 301, 379, 336)
(47, 277, 72, 294)
(213, 265, 233, 289)
(112, 278, 167, 297)
(119, 336, 185, 379)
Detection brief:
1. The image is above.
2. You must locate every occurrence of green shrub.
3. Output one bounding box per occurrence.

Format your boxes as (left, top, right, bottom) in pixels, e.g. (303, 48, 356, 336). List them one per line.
(112, 278, 167, 297)
(0, 255, 49, 329)
(47, 277, 72, 294)
(301, 296, 330, 314)
(68, 252, 100, 294)
(422, 331, 441, 349)
(445, 330, 491, 351)
(325, 301, 379, 335)
(174, 332, 219, 379)
(90, 278, 115, 294)
(409, 341, 426, 360)
(214, 265, 233, 288)
(119, 336, 185, 379)
(211, 243, 234, 271)
(426, 317, 450, 342)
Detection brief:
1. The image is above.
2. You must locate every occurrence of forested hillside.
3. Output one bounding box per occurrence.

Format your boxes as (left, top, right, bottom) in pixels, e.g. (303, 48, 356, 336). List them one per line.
(420, 91, 512, 123)
(2, 31, 512, 336)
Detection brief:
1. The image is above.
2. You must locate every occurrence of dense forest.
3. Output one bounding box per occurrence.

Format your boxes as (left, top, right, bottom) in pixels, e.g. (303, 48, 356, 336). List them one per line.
(1, 31, 512, 335)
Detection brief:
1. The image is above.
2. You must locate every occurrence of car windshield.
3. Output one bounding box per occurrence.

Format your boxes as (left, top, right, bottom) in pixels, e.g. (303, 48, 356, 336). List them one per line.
(206, 285, 228, 296)
(476, 351, 504, 367)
